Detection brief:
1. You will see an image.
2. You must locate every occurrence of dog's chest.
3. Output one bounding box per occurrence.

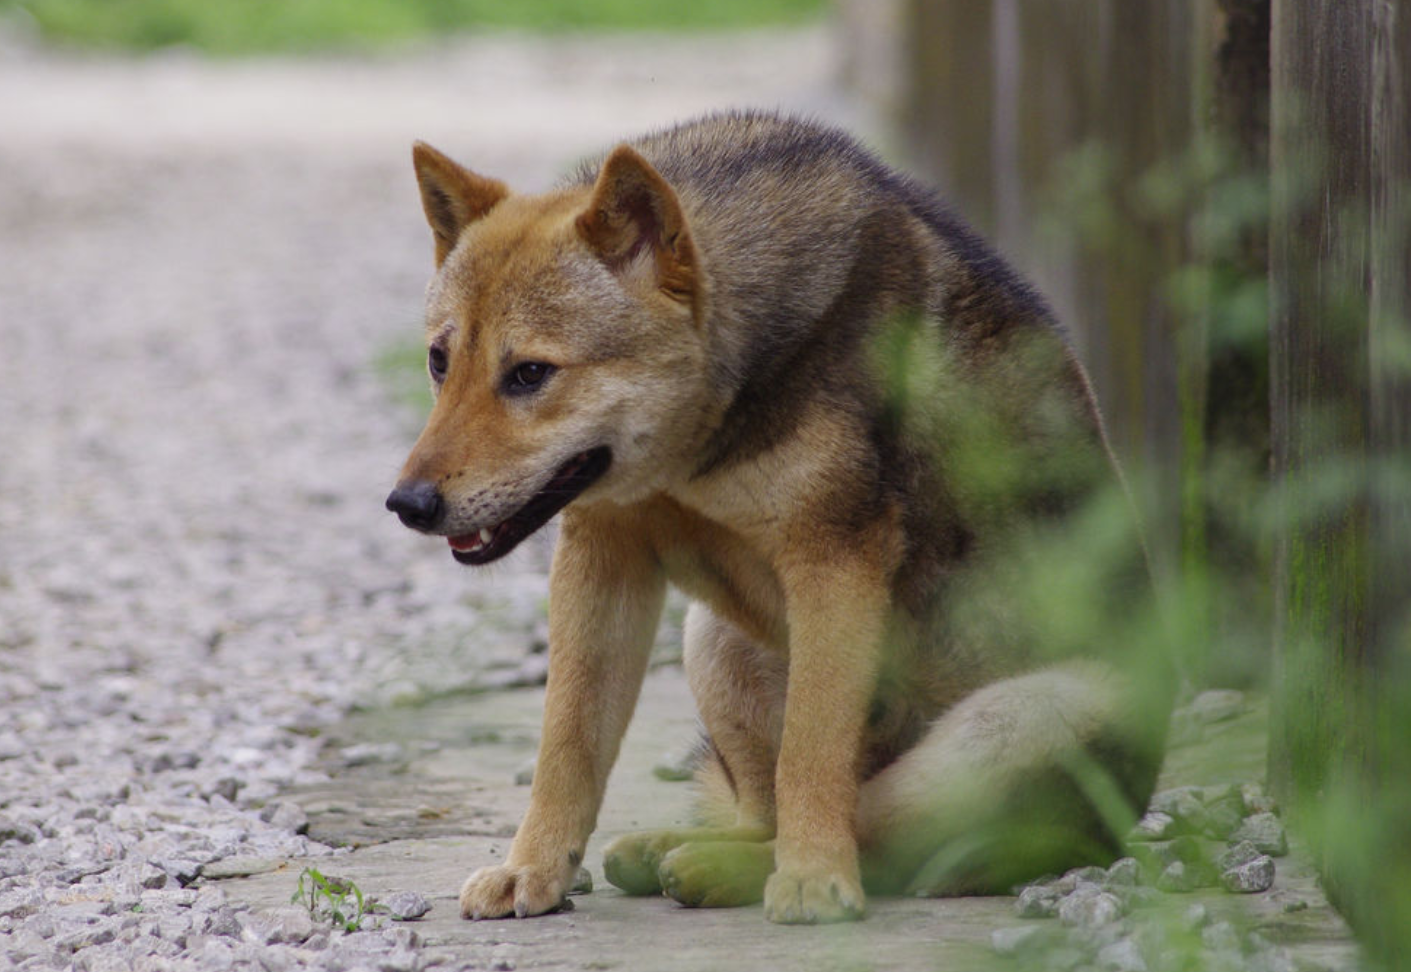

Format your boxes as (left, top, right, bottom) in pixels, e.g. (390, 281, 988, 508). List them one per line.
(647, 503, 788, 651)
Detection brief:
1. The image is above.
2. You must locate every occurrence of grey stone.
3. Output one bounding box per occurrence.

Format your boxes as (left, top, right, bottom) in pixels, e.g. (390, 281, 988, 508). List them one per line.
(1202, 920, 1242, 953)
(489, 942, 519, 971)
(114, 862, 170, 892)
(1065, 865, 1110, 886)
(380, 891, 431, 921)
(1129, 836, 1204, 875)
(1221, 854, 1275, 893)
(151, 912, 194, 944)
(1097, 937, 1148, 972)
(1200, 783, 1244, 808)
(1182, 902, 1210, 929)
(1149, 787, 1209, 834)
(651, 743, 697, 782)
(1113, 885, 1162, 910)
(1128, 811, 1176, 842)
(0, 889, 42, 919)
(1241, 782, 1278, 815)
(197, 936, 238, 971)
(153, 858, 203, 887)
(199, 856, 284, 880)
(477, 654, 549, 692)
(1105, 857, 1141, 887)
(0, 815, 40, 845)
(240, 907, 316, 945)
(569, 867, 593, 895)
(339, 743, 406, 768)
(259, 803, 310, 836)
(6, 927, 55, 962)
(1186, 689, 1246, 724)
(1231, 812, 1289, 857)
(1203, 797, 1246, 839)
(512, 759, 535, 786)
(55, 918, 118, 953)
(202, 908, 244, 939)
(1216, 839, 1262, 872)
(1015, 883, 1062, 918)
(1058, 887, 1124, 928)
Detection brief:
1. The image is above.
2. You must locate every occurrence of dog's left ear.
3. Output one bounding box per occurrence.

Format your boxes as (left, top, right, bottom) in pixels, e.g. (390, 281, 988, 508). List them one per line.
(577, 145, 699, 308)
(412, 142, 509, 267)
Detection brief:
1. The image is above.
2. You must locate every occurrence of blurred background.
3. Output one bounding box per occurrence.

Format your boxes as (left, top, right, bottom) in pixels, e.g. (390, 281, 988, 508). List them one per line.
(0, 0, 1406, 966)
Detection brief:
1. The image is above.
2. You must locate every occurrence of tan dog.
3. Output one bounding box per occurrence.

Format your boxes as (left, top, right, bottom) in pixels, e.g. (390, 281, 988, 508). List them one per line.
(386, 112, 1171, 924)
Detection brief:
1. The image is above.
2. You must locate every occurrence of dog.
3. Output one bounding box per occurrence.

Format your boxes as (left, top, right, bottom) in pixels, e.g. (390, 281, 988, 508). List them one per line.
(385, 111, 1171, 925)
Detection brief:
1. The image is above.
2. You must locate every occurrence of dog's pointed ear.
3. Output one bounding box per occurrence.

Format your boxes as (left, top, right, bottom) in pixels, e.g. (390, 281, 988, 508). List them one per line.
(412, 141, 509, 267)
(576, 145, 699, 307)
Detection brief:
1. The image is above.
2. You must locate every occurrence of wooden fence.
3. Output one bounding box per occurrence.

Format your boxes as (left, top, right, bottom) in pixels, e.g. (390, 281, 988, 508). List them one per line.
(890, 0, 1409, 958)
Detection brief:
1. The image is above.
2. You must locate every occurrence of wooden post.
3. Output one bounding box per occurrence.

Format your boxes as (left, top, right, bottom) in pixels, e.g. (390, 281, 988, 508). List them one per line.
(1269, 0, 1411, 957)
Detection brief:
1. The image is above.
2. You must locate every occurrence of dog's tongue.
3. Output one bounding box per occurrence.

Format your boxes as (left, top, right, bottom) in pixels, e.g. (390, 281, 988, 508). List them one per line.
(448, 534, 481, 552)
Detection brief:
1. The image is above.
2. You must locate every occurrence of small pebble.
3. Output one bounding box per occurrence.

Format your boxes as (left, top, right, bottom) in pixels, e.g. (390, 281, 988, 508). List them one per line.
(1015, 884, 1062, 918)
(1216, 840, 1262, 872)
(1097, 936, 1149, 972)
(1241, 782, 1278, 815)
(1057, 887, 1124, 928)
(381, 891, 432, 921)
(1230, 812, 1289, 857)
(1202, 920, 1242, 953)
(1203, 798, 1245, 839)
(1105, 857, 1141, 887)
(569, 867, 593, 895)
(259, 802, 310, 835)
(651, 744, 697, 782)
(1221, 855, 1275, 893)
(1186, 689, 1246, 724)
(1129, 811, 1176, 842)
(1182, 902, 1210, 930)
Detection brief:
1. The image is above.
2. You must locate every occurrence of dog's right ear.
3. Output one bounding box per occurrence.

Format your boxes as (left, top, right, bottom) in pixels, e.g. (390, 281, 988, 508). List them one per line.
(412, 142, 509, 267)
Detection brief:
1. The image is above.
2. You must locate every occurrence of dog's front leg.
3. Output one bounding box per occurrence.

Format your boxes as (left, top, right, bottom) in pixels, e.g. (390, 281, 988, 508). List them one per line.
(460, 512, 665, 919)
(765, 553, 890, 925)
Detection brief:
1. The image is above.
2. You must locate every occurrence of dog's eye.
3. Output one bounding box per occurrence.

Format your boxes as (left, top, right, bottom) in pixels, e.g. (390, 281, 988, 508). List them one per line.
(505, 361, 554, 395)
(428, 346, 448, 383)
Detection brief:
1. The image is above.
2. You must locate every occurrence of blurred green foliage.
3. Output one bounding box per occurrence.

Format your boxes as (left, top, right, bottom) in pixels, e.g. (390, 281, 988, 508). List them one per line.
(3, 0, 829, 53)
(375, 333, 434, 420)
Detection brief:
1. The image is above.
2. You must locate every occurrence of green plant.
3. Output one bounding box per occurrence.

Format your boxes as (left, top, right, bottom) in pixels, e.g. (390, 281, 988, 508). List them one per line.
(292, 867, 375, 932)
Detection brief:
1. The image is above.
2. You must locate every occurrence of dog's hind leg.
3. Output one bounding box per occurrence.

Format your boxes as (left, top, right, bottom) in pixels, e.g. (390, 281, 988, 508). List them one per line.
(857, 661, 1162, 896)
(603, 605, 782, 904)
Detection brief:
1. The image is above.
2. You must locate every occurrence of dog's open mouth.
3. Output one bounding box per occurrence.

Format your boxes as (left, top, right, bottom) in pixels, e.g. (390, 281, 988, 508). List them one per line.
(447, 447, 612, 566)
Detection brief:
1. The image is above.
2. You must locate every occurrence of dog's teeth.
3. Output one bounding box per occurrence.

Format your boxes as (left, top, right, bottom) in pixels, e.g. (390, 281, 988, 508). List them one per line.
(479, 528, 493, 545)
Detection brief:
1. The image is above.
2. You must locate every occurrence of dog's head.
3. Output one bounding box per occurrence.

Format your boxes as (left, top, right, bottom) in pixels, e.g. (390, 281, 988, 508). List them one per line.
(385, 142, 712, 564)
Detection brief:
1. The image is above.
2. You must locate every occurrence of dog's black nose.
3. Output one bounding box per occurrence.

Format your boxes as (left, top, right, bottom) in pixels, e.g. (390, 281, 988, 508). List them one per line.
(385, 481, 444, 531)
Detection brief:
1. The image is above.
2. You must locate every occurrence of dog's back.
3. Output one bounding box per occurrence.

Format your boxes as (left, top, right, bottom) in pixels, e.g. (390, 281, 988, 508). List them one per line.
(576, 112, 1148, 695)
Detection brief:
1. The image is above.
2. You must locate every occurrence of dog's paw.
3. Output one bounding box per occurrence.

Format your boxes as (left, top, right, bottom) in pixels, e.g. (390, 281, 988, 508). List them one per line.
(459, 863, 570, 920)
(602, 830, 688, 896)
(763, 864, 866, 924)
(659, 841, 772, 908)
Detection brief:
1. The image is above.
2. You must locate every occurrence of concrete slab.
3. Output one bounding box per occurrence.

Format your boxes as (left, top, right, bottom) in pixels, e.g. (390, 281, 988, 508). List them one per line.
(217, 668, 1362, 970)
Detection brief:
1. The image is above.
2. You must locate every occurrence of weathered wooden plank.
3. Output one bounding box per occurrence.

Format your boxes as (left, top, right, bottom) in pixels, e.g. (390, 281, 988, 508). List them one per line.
(1269, 0, 1411, 960)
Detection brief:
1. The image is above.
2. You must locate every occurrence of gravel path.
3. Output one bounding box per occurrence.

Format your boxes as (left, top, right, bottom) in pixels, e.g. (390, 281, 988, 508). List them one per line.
(0, 27, 860, 970)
